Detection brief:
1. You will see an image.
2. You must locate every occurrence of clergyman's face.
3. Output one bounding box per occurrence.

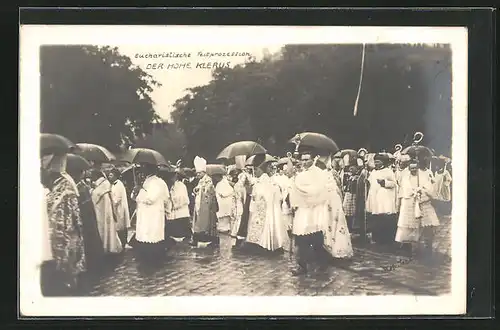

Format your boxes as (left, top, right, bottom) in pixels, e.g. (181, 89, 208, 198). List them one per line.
(254, 166, 264, 178)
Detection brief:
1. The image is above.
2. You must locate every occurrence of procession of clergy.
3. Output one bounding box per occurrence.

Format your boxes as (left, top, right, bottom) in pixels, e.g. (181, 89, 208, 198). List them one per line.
(38, 133, 452, 296)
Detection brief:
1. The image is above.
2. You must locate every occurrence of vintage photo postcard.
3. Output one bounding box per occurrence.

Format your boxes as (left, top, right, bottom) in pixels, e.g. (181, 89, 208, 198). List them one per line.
(19, 25, 467, 316)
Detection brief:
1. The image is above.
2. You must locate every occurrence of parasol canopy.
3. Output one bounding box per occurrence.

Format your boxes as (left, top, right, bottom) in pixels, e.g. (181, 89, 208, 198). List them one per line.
(245, 154, 277, 166)
(216, 141, 267, 160)
(334, 149, 359, 167)
(120, 148, 167, 166)
(66, 153, 92, 174)
(288, 132, 339, 153)
(206, 164, 227, 176)
(401, 145, 434, 159)
(40, 133, 76, 156)
(277, 157, 290, 166)
(75, 143, 116, 163)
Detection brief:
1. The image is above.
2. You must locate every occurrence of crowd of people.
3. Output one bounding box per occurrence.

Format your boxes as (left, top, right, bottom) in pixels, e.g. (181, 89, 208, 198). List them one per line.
(37, 136, 453, 296)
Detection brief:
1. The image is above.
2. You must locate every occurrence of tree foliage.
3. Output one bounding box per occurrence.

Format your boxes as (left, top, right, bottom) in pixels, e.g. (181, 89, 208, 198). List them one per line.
(133, 122, 188, 163)
(171, 44, 452, 163)
(40, 45, 161, 152)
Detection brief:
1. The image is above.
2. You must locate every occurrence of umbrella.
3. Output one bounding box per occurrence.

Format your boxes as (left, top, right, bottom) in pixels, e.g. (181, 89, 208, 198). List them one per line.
(216, 141, 267, 160)
(334, 149, 358, 158)
(158, 163, 177, 173)
(120, 148, 167, 166)
(378, 152, 396, 163)
(288, 132, 339, 153)
(66, 153, 91, 174)
(401, 145, 434, 159)
(334, 149, 358, 167)
(277, 157, 290, 166)
(75, 143, 116, 163)
(40, 133, 76, 156)
(206, 164, 227, 176)
(245, 154, 277, 166)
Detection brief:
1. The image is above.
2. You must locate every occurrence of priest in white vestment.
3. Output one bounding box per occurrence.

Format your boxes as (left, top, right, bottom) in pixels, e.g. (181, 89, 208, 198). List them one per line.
(291, 153, 353, 275)
(366, 153, 398, 244)
(107, 167, 130, 249)
(245, 154, 286, 252)
(215, 174, 235, 233)
(131, 163, 170, 265)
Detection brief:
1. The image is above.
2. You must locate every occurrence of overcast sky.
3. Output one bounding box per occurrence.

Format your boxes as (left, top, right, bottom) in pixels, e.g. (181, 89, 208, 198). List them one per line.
(118, 44, 283, 120)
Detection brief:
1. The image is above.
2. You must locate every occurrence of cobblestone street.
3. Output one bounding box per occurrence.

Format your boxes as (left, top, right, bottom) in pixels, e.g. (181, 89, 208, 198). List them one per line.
(87, 216, 452, 297)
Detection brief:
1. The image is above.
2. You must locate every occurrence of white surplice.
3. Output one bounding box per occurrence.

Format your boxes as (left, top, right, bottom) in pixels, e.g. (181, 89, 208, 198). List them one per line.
(111, 179, 130, 231)
(289, 165, 353, 258)
(246, 173, 286, 251)
(366, 167, 398, 215)
(91, 177, 123, 254)
(134, 175, 170, 243)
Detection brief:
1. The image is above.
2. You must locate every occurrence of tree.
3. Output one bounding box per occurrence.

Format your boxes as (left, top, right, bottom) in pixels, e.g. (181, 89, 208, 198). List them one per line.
(171, 44, 452, 162)
(40, 45, 161, 152)
(133, 121, 188, 164)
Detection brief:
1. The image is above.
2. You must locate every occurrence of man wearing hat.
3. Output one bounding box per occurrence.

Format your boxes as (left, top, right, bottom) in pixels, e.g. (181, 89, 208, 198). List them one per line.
(289, 150, 333, 275)
(191, 156, 219, 248)
(366, 153, 398, 245)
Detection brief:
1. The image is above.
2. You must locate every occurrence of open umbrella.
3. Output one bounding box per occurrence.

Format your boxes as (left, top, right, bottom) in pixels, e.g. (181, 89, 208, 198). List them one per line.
(75, 143, 116, 163)
(206, 164, 227, 176)
(334, 149, 358, 158)
(120, 148, 167, 166)
(401, 145, 434, 159)
(288, 132, 339, 153)
(245, 154, 277, 166)
(66, 153, 91, 174)
(40, 133, 76, 156)
(216, 141, 267, 160)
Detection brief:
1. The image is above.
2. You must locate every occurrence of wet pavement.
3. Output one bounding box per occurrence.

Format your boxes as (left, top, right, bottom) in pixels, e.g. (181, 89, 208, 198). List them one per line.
(87, 215, 452, 297)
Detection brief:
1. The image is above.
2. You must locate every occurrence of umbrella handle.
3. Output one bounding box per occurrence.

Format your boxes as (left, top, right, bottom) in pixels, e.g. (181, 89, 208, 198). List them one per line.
(132, 165, 137, 185)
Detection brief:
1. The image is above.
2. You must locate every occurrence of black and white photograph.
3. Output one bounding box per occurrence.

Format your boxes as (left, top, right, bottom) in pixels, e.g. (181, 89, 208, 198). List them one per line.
(19, 25, 467, 316)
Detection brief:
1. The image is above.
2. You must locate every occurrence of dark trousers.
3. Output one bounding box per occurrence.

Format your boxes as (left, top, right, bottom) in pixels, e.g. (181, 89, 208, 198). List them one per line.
(117, 229, 128, 249)
(369, 213, 398, 244)
(294, 231, 326, 269)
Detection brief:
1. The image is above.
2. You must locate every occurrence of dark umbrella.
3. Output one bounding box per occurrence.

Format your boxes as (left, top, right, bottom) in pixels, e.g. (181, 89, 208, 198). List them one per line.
(120, 148, 167, 166)
(288, 132, 339, 153)
(216, 141, 267, 160)
(401, 145, 434, 159)
(206, 164, 227, 176)
(66, 153, 91, 174)
(75, 143, 116, 163)
(334, 149, 358, 158)
(40, 133, 76, 156)
(245, 154, 277, 166)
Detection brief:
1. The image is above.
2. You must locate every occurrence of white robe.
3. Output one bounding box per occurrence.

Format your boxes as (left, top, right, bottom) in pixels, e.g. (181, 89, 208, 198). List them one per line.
(134, 175, 170, 243)
(111, 179, 130, 231)
(166, 180, 190, 220)
(215, 177, 235, 218)
(91, 177, 123, 254)
(246, 173, 286, 250)
(289, 166, 331, 236)
(366, 167, 397, 215)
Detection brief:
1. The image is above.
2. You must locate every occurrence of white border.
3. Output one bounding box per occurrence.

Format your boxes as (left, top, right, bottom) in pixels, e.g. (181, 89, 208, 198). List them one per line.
(19, 25, 468, 316)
